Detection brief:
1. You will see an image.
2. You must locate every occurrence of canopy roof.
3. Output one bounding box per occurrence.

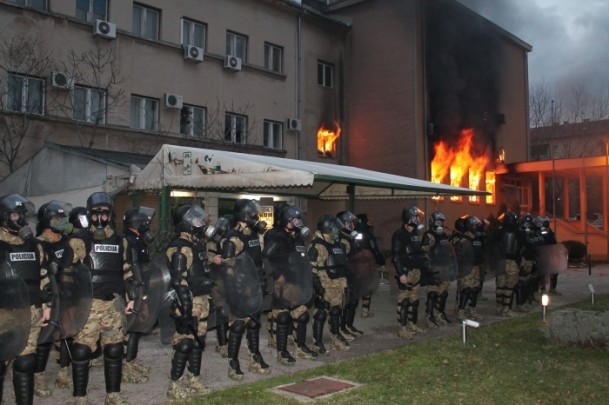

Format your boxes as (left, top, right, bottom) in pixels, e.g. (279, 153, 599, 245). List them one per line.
(131, 144, 488, 200)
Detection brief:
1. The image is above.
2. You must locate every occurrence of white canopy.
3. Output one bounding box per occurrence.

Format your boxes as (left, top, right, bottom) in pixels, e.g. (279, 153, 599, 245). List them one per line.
(131, 144, 488, 200)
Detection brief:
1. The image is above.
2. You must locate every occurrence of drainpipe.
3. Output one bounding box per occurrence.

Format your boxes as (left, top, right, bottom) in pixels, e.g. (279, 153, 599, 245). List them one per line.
(296, 13, 303, 160)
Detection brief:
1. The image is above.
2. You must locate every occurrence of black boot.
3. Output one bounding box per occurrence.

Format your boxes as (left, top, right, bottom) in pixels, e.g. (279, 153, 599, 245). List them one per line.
(125, 332, 140, 363)
(295, 312, 318, 359)
(425, 292, 438, 328)
(275, 311, 295, 365)
(216, 311, 229, 357)
(361, 294, 373, 317)
(13, 353, 36, 405)
(438, 291, 451, 324)
(171, 339, 193, 381)
(329, 306, 350, 350)
(187, 338, 204, 377)
(246, 319, 270, 374)
(34, 341, 52, 396)
(71, 343, 91, 398)
(345, 304, 363, 335)
(456, 289, 469, 320)
(228, 321, 245, 380)
(103, 343, 123, 394)
(312, 310, 327, 355)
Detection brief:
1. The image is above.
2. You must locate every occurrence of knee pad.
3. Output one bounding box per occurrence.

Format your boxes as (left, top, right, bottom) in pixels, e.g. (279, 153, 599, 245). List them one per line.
(313, 310, 327, 322)
(13, 353, 36, 373)
(298, 311, 310, 324)
(103, 343, 123, 360)
(440, 290, 448, 299)
(329, 306, 341, 317)
(230, 320, 246, 334)
(192, 337, 204, 350)
(427, 291, 438, 299)
(276, 311, 291, 325)
(173, 338, 194, 354)
(72, 343, 92, 362)
(246, 318, 260, 330)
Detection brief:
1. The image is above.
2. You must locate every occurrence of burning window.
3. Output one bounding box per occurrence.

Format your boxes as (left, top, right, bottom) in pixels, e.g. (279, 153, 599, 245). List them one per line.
(317, 122, 341, 158)
(430, 128, 492, 203)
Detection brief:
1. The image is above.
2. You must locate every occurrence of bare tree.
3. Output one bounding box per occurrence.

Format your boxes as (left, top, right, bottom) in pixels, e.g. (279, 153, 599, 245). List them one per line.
(0, 34, 54, 175)
(204, 97, 259, 147)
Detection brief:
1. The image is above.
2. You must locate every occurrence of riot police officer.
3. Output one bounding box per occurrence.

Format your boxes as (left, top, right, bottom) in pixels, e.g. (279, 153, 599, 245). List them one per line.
(122, 206, 156, 384)
(495, 210, 521, 318)
(222, 199, 270, 380)
(263, 205, 315, 365)
(536, 215, 559, 295)
(391, 206, 427, 340)
(0, 194, 51, 405)
(62, 192, 133, 405)
(451, 215, 485, 321)
(308, 215, 351, 353)
(515, 213, 543, 312)
(33, 200, 73, 398)
(355, 214, 385, 318)
(165, 204, 217, 399)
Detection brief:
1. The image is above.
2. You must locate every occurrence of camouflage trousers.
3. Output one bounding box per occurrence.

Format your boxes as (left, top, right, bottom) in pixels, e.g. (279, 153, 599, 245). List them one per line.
(316, 271, 347, 307)
(519, 259, 535, 283)
(170, 294, 210, 345)
(74, 297, 125, 351)
(496, 260, 520, 290)
(457, 266, 481, 292)
(396, 268, 421, 305)
(426, 280, 450, 295)
(19, 306, 43, 356)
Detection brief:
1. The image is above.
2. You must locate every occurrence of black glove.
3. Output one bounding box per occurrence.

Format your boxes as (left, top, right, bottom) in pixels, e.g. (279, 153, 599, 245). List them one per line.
(41, 283, 55, 308)
(312, 274, 325, 297)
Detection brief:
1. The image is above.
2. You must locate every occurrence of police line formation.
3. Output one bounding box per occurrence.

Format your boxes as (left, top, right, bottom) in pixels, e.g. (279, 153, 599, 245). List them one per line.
(0, 192, 565, 405)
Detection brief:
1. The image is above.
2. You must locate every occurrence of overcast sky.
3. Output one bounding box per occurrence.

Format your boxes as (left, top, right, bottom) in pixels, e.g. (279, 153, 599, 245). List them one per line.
(457, 0, 609, 95)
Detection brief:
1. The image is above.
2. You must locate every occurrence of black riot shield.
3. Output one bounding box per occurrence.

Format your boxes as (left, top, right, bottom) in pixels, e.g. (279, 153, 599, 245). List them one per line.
(0, 265, 31, 361)
(535, 244, 568, 277)
(126, 255, 171, 333)
(158, 289, 176, 345)
(349, 250, 380, 297)
(37, 271, 60, 344)
(269, 251, 313, 308)
(224, 253, 264, 319)
(430, 239, 459, 282)
(454, 237, 476, 279)
(52, 263, 93, 340)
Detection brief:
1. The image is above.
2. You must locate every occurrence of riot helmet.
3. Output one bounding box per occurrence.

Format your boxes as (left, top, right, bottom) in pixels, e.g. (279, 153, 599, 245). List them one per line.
(317, 215, 340, 241)
(519, 212, 534, 232)
(211, 214, 234, 243)
(0, 193, 35, 239)
(454, 215, 468, 233)
(429, 211, 446, 235)
(466, 215, 483, 235)
(534, 215, 551, 235)
(37, 200, 73, 235)
(336, 211, 358, 239)
(173, 204, 216, 240)
(69, 206, 89, 230)
(402, 206, 425, 232)
(279, 205, 310, 238)
(498, 210, 518, 229)
(123, 206, 156, 242)
(87, 192, 113, 229)
(233, 199, 267, 233)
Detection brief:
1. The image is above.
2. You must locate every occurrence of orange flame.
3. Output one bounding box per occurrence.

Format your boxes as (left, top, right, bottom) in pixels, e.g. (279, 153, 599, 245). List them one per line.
(317, 122, 341, 158)
(430, 128, 491, 202)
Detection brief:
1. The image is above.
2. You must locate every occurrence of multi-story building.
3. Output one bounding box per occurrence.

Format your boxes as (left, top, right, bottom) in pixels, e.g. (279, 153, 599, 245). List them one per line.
(0, 0, 532, 250)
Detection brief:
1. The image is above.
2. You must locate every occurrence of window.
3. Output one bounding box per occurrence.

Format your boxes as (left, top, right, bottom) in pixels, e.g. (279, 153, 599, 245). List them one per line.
(7, 73, 44, 115)
(181, 18, 206, 48)
(180, 105, 205, 138)
(317, 60, 334, 88)
(130, 96, 158, 130)
(73, 86, 106, 124)
(224, 113, 247, 144)
(263, 120, 283, 149)
(9, 0, 46, 10)
(226, 31, 247, 60)
(133, 4, 159, 40)
(264, 43, 283, 73)
(76, 0, 107, 22)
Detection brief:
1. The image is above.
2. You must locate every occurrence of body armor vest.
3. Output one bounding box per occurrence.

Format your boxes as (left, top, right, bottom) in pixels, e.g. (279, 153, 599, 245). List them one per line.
(125, 231, 150, 264)
(1, 238, 42, 306)
(237, 231, 263, 267)
(501, 229, 521, 259)
(84, 232, 125, 300)
(169, 238, 212, 296)
(312, 237, 347, 279)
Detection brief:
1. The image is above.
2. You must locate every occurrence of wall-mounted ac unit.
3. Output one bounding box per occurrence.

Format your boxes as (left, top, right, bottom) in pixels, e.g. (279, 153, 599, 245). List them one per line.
(224, 55, 242, 72)
(183, 45, 204, 63)
(93, 19, 117, 39)
(164, 93, 183, 109)
(51, 71, 74, 90)
(286, 118, 302, 131)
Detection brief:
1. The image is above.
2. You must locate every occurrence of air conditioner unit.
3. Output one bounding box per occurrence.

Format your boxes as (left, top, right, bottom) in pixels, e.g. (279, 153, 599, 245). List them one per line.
(183, 45, 204, 62)
(93, 19, 117, 39)
(164, 93, 183, 109)
(224, 55, 242, 72)
(51, 71, 73, 90)
(286, 118, 302, 131)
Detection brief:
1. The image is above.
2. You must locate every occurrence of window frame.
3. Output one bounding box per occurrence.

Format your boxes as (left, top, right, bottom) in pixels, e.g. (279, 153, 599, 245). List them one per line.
(317, 60, 334, 88)
(263, 119, 283, 149)
(132, 3, 160, 40)
(130, 95, 158, 131)
(226, 31, 247, 61)
(6, 73, 45, 115)
(76, 0, 107, 22)
(224, 113, 247, 144)
(73, 85, 106, 124)
(180, 104, 206, 139)
(264, 42, 283, 73)
(9, 0, 47, 10)
(181, 18, 206, 49)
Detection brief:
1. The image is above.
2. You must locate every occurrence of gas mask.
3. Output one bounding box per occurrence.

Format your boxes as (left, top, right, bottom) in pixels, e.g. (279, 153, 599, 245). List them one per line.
(193, 224, 217, 240)
(432, 220, 444, 235)
(7, 213, 33, 240)
(289, 218, 310, 238)
(50, 216, 73, 234)
(90, 207, 111, 240)
(246, 216, 267, 234)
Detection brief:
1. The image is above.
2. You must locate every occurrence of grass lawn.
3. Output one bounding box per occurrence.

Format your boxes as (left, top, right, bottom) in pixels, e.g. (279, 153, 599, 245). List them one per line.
(179, 295, 609, 405)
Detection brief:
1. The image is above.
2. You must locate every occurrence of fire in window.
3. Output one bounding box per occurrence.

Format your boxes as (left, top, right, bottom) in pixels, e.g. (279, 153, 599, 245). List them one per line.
(317, 122, 341, 158)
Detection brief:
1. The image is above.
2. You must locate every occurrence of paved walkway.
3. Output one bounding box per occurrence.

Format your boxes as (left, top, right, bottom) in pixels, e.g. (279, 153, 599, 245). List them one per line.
(8, 264, 609, 405)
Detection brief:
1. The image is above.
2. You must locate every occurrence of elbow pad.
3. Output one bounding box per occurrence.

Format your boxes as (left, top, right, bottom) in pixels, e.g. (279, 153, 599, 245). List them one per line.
(171, 252, 187, 274)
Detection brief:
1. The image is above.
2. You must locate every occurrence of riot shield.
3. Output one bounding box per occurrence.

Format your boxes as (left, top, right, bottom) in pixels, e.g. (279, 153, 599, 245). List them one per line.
(158, 289, 176, 345)
(430, 239, 459, 282)
(0, 265, 31, 361)
(349, 250, 380, 297)
(224, 253, 263, 319)
(126, 255, 171, 333)
(268, 251, 313, 308)
(52, 263, 93, 340)
(454, 237, 476, 279)
(37, 271, 60, 344)
(535, 244, 568, 277)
